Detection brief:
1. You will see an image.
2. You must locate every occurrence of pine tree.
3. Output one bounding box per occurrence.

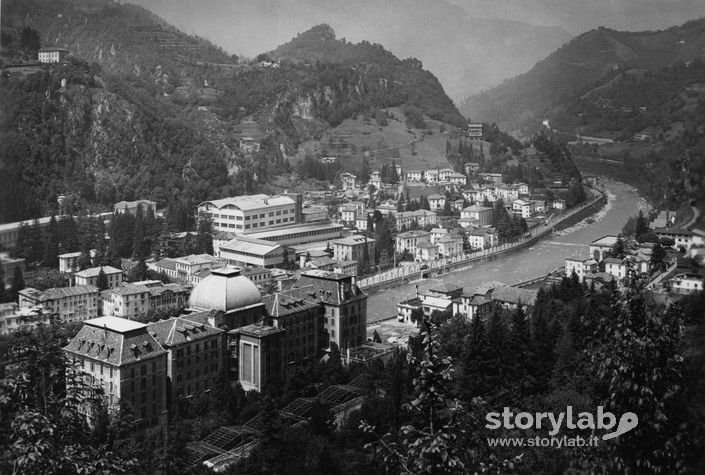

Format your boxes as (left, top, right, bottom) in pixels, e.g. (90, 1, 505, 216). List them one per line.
(96, 268, 109, 291)
(9, 266, 25, 301)
(42, 215, 60, 268)
(0, 264, 6, 302)
(650, 241, 667, 272)
(132, 205, 147, 261)
(196, 216, 214, 255)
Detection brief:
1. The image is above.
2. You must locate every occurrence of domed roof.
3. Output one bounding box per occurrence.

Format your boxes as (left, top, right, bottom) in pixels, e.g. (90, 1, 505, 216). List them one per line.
(189, 266, 262, 313)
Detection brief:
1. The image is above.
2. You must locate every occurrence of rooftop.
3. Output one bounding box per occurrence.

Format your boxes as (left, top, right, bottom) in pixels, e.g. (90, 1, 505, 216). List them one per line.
(333, 235, 373, 246)
(221, 236, 281, 256)
(74, 266, 122, 278)
(492, 286, 538, 306)
(591, 235, 619, 247)
(654, 227, 693, 236)
(199, 194, 294, 211)
(85, 316, 146, 333)
(396, 230, 430, 239)
(233, 322, 286, 338)
(462, 205, 492, 212)
(247, 222, 343, 240)
(20, 285, 98, 301)
(263, 292, 320, 318)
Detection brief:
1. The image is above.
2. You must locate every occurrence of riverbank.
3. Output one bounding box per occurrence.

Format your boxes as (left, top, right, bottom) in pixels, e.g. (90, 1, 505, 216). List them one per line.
(360, 187, 607, 295)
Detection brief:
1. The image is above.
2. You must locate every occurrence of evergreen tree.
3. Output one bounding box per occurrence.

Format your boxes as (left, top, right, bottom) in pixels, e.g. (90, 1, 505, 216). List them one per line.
(612, 235, 626, 259)
(9, 266, 25, 301)
(126, 260, 148, 282)
(42, 215, 60, 268)
(484, 309, 508, 391)
(196, 216, 214, 255)
(650, 241, 667, 272)
(96, 268, 109, 291)
(460, 315, 490, 398)
(132, 205, 148, 261)
(0, 264, 6, 302)
(635, 210, 649, 240)
(508, 305, 534, 398)
(586, 280, 689, 473)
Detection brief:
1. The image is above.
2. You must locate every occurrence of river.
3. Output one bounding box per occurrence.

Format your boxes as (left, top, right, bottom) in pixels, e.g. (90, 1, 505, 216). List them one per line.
(366, 179, 648, 322)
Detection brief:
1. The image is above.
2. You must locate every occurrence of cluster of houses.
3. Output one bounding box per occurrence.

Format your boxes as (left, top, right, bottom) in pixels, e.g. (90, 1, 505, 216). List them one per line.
(396, 281, 538, 323)
(564, 228, 705, 294)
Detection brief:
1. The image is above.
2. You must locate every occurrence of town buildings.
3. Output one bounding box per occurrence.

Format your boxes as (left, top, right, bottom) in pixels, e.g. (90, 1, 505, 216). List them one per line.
(63, 316, 168, 428)
(113, 199, 156, 215)
(292, 270, 367, 350)
(669, 273, 704, 294)
(332, 235, 375, 270)
(197, 194, 298, 234)
(217, 235, 286, 268)
(469, 227, 498, 250)
(512, 199, 535, 219)
(188, 266, 265, 331)
(461, 205, 493, 227)
(0, 302, 47, 335)
(147, 310, 227, 402)
(19, 286, 99, 323)
(564, 256, 598, 282)
(395, 230, 431, 256)
(38, 47, 69, 63)
(451, 291, 493, 321)
(59, 252, 82, 274)
(101, 280, 190, 320)
(340, 172, 357, 191)
(151, 254, 225, 284)
(74, 266, 123, 289)
(589, 235, 619, 262)
(395, 209, 437, 230)
(263, 291, 323, 365)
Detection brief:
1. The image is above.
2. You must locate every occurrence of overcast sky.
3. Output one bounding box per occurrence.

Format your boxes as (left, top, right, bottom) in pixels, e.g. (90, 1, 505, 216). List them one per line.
(134, 0, 705, 56)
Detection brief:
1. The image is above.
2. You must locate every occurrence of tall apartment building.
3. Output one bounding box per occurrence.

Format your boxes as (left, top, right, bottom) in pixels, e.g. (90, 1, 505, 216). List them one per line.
(292, 270, 367, 351)
(147, 310, 227, 403)
(63, 316, 168, 429)
(332, 235, 375, 270)
(263, 291, 323, 365)
(197, 194, 299, 234)
(18, 286, 99, 323)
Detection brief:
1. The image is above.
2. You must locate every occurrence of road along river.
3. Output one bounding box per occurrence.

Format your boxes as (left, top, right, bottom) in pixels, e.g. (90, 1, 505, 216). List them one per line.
(366, 179, 648, 322)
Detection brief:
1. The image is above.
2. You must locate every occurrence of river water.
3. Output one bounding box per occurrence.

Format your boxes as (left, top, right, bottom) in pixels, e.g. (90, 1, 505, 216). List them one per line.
(367, 179, 648, 322)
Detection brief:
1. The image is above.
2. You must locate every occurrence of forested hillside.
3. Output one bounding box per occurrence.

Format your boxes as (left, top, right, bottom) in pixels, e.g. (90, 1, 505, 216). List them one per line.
(0, 2, 464, 223)
(267, 24, 466, 128)
(462, 18, 705, 132)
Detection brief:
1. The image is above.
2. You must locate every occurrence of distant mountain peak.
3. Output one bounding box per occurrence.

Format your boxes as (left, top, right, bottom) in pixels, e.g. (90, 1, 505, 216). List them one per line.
(298, 23, 337, 41)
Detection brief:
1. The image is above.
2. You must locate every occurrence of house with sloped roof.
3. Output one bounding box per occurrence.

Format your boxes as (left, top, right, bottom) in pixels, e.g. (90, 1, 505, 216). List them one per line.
(491, 286, 538, 309)
(102, 280, 190, 320)
(63, 316, 168, 428)
(74, 266, 123, 289)
(19, 285, 99, 323)
(452, 292, 493, 321)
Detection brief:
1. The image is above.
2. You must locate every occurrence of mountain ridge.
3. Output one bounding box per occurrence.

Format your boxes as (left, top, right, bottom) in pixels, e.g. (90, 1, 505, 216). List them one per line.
(0, 2, 465, 223)
(130, 0, 571, 101)
(461, 17, 705, 131)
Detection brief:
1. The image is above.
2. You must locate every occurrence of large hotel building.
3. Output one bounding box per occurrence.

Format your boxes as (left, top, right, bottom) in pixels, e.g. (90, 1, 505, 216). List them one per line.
(197, 194, 299, 234)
